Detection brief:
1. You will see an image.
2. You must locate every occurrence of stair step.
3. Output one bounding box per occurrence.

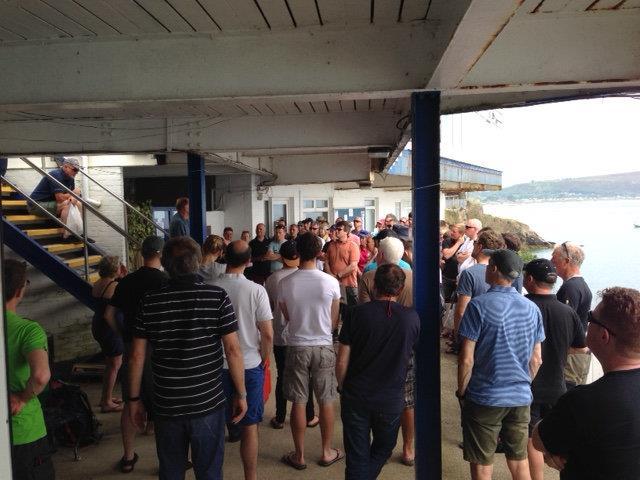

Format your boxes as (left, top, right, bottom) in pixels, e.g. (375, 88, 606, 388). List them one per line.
(23, 227, 64, 238)
(44, 243, 85, 254)
(1, 185, 15, 196)
(1, 199, 27, 208)
(88, 272, 100, 284)
(64, 255, 101, 269)
(5, 214, 49, 224)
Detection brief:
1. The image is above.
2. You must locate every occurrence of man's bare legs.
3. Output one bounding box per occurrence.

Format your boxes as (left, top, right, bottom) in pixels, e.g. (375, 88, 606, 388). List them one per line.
(290, 402, 307, 464)
(240, 424, 258, 480)
(101, 354, 123, 411)
(506, 458, 532, 480)
(527, 439, 544, 480)
(318, 402, 337, 463)
(121, 403, 137, 462)
(471, 463, 494, 480)
(401, 407, 415, 463)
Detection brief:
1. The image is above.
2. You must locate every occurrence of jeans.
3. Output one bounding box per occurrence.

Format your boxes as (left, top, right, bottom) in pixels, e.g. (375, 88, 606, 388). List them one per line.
(155, 409, 225, 480)
(341, 397, 401, 480)
(273, 345, 316, 423)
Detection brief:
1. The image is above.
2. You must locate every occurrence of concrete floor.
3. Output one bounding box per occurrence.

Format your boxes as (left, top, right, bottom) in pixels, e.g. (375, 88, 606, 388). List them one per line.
(52, 342, 560, 479)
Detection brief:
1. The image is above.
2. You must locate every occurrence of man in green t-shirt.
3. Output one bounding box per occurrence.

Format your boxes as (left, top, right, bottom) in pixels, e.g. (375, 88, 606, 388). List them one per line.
(5, 259, 54, 480)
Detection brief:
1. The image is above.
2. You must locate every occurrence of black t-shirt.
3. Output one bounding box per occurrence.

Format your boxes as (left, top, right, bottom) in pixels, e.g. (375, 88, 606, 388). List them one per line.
(557, 277, 592, 330)
(526, 293, 585, 404)
(110, 266, 169, 341)
(441, 237, 461, 280)
(249, 237, 271, 276)
(539, 368, 640, 480)
(339, 300, 420, 414)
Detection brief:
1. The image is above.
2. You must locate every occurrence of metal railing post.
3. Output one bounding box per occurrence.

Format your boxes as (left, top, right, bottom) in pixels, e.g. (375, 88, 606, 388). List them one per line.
(82, 203, 89, 281)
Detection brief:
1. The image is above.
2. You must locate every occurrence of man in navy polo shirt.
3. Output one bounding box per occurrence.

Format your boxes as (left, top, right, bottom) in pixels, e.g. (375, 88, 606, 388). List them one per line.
(29, 156, 82, 223)
(457, 249, 545, 480)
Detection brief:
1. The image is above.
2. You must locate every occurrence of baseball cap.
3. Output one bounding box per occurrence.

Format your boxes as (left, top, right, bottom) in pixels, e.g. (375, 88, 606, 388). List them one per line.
(524, 258, 557, 283)
(392, 224, 410, 241)
(62, 157, 81, 168)
(482, 248, 523, 280)
(373, 228, 399, 242)
(279, 240, 300, 267)
(141, 235, 164, 257)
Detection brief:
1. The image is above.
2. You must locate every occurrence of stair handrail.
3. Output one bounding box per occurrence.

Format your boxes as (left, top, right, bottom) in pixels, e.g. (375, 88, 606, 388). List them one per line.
(74, 166, 169, 236)
(0, 176, 109, 258)
(15, 157, 141, 247)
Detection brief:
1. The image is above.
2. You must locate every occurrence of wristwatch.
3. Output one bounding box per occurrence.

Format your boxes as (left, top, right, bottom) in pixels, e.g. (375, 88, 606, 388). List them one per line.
(236, 392, 247, 400)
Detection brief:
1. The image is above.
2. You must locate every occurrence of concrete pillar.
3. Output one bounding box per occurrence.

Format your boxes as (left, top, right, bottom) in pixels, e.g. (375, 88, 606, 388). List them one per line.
(412, 91, 442, 479)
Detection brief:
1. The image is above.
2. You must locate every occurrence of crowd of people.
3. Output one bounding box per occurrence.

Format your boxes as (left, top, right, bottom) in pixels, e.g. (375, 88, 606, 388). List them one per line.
(8, 189, 640, 480)
(442, 218, 640, 480)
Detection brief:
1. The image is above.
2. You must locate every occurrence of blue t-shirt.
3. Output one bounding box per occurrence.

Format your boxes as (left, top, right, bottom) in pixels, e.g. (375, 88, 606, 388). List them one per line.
(459, 285, 545, 407)
(169, 212, 190, 238)
(269, 240, 285, 272)
(30, 168, 74, 202)
(457, 263, 523, 298)
(363, 258, 411, 274)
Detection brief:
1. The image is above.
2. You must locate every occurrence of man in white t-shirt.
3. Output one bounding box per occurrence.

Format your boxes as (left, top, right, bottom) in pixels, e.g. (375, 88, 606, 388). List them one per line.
(277, 232, 344, 470)
(212, 240, 273, 480)
(456, 218, 482, 275)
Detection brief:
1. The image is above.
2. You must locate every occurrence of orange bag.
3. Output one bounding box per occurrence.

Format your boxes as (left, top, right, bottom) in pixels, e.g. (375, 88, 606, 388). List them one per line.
(263, 358, 271, 403)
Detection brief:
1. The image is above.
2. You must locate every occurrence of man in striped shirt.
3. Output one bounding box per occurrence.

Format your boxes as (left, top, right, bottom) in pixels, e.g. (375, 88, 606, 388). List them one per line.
(457, 249, 545, 480)
(128, 236, 247, 480)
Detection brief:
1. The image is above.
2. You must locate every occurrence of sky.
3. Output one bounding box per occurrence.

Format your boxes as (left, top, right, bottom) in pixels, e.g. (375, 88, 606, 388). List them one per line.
(436, 96, 640, 187)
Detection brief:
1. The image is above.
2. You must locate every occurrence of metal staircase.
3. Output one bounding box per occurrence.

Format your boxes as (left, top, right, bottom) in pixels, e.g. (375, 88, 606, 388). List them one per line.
(1, 156, 167, 310)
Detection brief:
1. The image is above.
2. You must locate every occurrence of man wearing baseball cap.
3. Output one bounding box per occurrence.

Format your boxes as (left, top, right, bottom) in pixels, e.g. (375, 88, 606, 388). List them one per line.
(29, 156, 82, 223)
(457, 249, 545, 479)
(522, 259, 586, 480)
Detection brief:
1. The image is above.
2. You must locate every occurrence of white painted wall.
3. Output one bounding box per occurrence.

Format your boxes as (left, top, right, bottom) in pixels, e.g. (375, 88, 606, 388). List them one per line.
(0, 265, 12, 479)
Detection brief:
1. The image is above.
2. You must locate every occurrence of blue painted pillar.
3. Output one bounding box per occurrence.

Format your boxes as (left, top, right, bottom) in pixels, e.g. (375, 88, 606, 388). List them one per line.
(187, 153, 206, 245)
(412, 91, 442, 479)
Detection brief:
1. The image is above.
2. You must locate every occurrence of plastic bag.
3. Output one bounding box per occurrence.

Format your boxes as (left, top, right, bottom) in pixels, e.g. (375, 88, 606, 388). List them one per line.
(65, 203, 83, 238)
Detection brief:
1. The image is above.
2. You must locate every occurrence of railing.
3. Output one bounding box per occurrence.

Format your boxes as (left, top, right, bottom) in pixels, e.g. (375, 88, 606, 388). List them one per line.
(1, 156, 169, 281)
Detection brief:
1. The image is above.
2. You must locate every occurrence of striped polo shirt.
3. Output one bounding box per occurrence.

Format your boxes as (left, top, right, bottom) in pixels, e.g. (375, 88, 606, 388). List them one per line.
(134, 275, 237, 418)
(459, 285, 545, 407)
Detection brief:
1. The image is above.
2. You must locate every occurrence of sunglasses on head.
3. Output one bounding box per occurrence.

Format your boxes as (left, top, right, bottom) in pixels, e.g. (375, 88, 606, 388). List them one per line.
(588, 311, 616, 337)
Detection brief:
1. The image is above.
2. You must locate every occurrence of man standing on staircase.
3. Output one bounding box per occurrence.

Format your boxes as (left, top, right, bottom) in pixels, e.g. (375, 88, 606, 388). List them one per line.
(28, 156, 82, 225)
(105, 235, 168, 473)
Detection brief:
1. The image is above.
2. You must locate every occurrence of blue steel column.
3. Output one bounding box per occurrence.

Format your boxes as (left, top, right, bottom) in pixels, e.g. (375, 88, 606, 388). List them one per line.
(187, 153, 206, 245)
(412, 91, 442, 479)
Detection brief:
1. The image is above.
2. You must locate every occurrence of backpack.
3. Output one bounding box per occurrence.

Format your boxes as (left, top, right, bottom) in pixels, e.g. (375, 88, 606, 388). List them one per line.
(43, 380, 102, 458)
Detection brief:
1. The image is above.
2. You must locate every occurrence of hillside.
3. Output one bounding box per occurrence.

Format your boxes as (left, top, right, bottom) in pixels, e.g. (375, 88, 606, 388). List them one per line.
(471, 171, 640, 202)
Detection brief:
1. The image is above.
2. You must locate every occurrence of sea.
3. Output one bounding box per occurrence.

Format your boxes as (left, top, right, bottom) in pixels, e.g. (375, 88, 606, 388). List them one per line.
(482, 198, 640, 307)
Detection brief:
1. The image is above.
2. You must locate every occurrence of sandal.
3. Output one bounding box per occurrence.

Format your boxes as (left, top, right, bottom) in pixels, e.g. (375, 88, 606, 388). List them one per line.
(119, 453, 138, 473)
(318, 448, 344, 467)
(306, 416, 319, 428)
(281, 452, 307, 470)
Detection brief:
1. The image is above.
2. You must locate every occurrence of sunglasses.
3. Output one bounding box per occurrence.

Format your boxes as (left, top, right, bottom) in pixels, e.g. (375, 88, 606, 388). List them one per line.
(588, 311, 616, 336)
(562, 241, 570, 259)
(465, 225, 475, 229)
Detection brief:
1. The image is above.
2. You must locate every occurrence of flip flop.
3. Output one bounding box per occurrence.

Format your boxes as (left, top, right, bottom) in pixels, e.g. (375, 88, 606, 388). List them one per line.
(306, 416, 320, 428)
(119, 453, 138, 473)
(401, 457, 415, 467)
(318, 448, 344, 467)
(281, 452, 307, 470)
(101, 403, 124, 413)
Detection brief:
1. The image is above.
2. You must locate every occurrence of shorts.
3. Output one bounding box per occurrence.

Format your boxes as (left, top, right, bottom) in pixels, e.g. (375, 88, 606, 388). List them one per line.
(91, 315, 124, 358)
(462, 400, 530, 465)
(27, 200, 58, 216)
(404, 353, 416, 409)
(12, 436, 55, 480)
(223, 365, 264, 426)
(528, 402, 553, 437)
(284, 345, 337, 404)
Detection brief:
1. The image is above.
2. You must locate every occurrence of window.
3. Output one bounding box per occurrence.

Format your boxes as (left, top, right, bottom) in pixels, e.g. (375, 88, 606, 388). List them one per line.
(303, 199, 330, 223)
(152, 207, 176, 239)
(364, 199, 376, 232)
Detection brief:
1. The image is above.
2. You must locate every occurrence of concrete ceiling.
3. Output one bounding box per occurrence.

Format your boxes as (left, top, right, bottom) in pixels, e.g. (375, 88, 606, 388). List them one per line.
(0, 0, 638, 181)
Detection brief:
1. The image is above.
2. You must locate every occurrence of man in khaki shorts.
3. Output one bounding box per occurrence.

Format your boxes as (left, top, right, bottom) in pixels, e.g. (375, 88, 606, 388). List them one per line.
(457, 249, 545, 479)
(277, 232, 343, 470)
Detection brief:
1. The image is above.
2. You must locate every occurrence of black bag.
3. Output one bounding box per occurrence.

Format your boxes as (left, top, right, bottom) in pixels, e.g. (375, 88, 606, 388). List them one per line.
(43, 380, 102, 458)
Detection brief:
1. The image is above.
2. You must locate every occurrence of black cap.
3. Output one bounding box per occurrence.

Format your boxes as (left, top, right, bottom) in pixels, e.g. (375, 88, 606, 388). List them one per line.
(483, 248, 524, 280)
(392, 224, 410, 241)
(524, 258, 557, 283)
(373, 228, 399, 242)
(141, 235, 164, 257)
(279, 240, 300, 267)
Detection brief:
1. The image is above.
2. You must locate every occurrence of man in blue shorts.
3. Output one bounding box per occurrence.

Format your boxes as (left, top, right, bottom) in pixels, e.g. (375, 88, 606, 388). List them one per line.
(457, 249, 545, 480)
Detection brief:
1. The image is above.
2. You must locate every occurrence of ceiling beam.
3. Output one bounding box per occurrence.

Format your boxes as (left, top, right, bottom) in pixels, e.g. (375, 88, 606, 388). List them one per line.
(0, 111, 404, 155)
(0, 23, 450, 106)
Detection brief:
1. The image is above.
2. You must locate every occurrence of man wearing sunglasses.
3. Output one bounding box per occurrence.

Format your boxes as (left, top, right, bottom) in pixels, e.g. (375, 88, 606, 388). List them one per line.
(456, 218, 482, 274)
(533, 287, 640, 479)
(29, 156, 82, 225)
